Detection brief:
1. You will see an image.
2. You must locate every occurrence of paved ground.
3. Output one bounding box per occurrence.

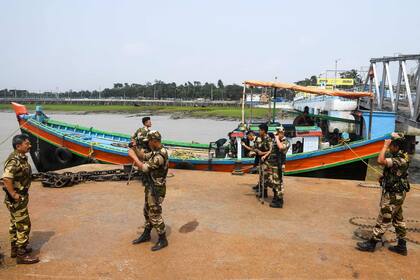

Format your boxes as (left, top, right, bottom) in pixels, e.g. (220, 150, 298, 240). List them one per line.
(0, 165, 419, 279)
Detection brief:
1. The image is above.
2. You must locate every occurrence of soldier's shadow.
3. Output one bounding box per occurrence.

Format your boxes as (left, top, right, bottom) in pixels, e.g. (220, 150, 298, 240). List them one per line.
(30, 231, 55, 255)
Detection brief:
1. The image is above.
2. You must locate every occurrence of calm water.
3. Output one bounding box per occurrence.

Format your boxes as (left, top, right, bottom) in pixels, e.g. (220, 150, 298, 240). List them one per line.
(0, 112, 238, 170)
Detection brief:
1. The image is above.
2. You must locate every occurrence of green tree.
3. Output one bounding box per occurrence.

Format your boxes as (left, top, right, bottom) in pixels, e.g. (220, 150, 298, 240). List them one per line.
(340, 69, 362, 85)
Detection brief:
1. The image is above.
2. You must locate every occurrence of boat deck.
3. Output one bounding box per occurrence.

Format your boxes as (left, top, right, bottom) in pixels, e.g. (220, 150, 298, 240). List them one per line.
(0, 165, 419, 279)
(47, 121, 211, 158)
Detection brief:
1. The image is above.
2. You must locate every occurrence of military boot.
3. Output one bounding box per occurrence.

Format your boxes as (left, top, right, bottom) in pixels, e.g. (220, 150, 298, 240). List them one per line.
(132, 227, 152, 244)
(388, 239, 407, 256)
(270, 195, 283, 208)
(151, 233, 168, 251)
(16, 248, 39, 264)
(356, 238, 378, 252)
(11, 243, 32, 258)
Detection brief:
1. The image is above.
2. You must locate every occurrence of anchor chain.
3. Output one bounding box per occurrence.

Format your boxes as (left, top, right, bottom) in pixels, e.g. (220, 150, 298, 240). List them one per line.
(32, 168, 143, 188)
(349, 216, 420, 245)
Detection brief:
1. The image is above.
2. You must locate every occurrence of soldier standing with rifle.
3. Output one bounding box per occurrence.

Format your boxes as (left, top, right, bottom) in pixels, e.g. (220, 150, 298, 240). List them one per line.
(356, 133, 410, 255)
(128, 131, 169, 251)
(268, 126, 290, 208)
(253, 124, 272, 198)
(2, 134, 39, 264)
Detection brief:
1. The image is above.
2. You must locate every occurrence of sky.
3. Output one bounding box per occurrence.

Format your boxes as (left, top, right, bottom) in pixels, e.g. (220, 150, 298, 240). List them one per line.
(0, 0, 419, 92)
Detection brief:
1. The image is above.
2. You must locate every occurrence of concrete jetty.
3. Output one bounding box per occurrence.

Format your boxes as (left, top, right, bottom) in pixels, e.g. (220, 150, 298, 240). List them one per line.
(0, 165, 419, 279)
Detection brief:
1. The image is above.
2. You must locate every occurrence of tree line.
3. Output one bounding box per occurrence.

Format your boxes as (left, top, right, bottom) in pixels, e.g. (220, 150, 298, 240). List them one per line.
(0, 80, 246, 101)
(0, 70, 366, 100)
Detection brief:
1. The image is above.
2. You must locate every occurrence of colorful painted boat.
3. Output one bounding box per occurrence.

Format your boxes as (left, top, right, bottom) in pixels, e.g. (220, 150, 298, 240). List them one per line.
(12, 102, 391, 180)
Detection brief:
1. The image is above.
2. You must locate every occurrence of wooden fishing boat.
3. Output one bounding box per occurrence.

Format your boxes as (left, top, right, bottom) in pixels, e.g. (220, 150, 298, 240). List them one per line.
(12, 90, 392, 180)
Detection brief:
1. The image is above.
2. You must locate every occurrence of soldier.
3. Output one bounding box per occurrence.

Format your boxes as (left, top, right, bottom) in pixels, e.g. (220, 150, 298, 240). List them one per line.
(253, 124, 272, 197)
(129, 131, 169, 251)
(242, 130, 256, 158)
(268, 126, 290, 208)
(2, 134, 39, 264)
(226, 132, 238, 158)
(293, 106, 314, 126)
(131, 116, 152, 150)
(356, 133, 410, 255)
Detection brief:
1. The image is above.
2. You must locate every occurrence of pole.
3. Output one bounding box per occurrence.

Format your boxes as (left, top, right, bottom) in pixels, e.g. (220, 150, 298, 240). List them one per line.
(250, 88, 253, 123)
(368, 74, 374, 140)
(268, 88, 272, 123)
(334, 58, 341, 89)
(241, 85, 246, 125)
(272, 88, 277, 123)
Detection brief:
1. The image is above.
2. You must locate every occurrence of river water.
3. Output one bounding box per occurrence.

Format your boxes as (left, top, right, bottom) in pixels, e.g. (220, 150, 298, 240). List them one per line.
(0, 112, 238, 170)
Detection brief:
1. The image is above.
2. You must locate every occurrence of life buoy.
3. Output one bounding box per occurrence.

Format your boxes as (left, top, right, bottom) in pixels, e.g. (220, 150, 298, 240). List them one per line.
(55, 147, 73, 164)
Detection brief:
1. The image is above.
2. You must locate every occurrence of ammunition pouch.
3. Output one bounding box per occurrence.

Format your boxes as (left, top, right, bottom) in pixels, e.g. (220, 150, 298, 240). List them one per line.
(382, 175, 410, 193)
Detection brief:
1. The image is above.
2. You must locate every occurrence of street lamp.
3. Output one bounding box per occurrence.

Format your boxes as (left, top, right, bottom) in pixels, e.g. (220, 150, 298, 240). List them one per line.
(334, 58, 341, 89)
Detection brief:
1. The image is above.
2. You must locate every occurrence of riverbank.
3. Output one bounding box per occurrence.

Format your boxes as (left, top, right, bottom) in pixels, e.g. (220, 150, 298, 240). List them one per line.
(0, 104, 292, 121)
(0, 165, 419, 279)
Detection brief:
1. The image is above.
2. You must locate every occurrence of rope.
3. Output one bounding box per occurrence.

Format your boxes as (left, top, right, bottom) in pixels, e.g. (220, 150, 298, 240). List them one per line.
(0, 120, 29, 147)
(357, 183, 380, 189)
(88, 142, 99, 159)
(341, 140, 383, 176)
(341, 141, 420, 191)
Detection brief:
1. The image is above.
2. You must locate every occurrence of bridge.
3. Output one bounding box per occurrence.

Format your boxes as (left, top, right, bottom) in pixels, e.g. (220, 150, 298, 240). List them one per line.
(361, 54, 420, 134)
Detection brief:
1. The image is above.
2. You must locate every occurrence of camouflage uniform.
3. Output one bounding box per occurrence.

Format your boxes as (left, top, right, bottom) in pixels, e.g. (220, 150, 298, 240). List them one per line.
(372, 150, 410, 241)
(132, 127, 150, 144)
(254, 135, 272, 190)
(141, 143, 169, 235)
(132, 127, 150, 157)
(268, 136, 290, 199)
(2, 151, 32, 249)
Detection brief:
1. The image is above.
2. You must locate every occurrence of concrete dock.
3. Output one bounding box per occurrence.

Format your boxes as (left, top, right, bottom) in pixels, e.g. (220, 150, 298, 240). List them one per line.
(0, 165, 419, 279)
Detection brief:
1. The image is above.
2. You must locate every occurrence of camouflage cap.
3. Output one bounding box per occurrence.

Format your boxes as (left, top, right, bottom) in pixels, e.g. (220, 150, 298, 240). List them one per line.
(275, 125, 285, 132)
(390, 132, 405, 148)
(147, 130, 162, 141)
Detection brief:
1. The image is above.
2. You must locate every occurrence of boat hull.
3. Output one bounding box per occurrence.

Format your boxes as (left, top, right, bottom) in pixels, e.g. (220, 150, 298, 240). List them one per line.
(13, 101, 386, 180)
(23, 128, 90, 172)
(21, 121, 375, 181)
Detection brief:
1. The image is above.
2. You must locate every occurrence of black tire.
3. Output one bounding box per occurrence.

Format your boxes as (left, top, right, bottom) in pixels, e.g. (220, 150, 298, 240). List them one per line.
(55, 147, 73, 164)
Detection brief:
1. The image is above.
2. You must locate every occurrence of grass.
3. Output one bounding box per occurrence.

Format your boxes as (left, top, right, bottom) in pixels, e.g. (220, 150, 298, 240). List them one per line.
(0, 103, 289, 120)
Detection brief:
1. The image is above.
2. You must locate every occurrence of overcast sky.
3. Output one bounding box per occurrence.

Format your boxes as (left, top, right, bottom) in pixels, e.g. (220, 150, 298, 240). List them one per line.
(1, 0, 419, 91)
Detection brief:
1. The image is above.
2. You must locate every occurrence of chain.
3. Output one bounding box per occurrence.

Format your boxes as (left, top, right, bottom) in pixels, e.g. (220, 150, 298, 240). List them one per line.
(32, 168, 143, 188)
(349, 216, 420, 245)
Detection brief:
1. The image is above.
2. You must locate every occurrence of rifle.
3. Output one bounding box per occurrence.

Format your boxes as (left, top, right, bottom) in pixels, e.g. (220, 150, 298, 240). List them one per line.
(141, 171, 160, 204)
(125, 162, 160, 203)
(126, 162, 135, 185)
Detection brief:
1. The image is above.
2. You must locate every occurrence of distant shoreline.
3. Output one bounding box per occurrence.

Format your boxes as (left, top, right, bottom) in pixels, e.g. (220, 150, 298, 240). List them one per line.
(0, 103, 292, 122)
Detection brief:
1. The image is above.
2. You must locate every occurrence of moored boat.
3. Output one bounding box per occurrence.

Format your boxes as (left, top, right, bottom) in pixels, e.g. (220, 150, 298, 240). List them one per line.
(12, 83, 392, 180)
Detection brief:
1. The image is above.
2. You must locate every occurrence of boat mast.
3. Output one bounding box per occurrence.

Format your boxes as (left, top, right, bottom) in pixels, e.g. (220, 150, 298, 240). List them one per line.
(250, 88, 253, 123)
(272, 87, 277, 123)
(241, 84, 246, 125)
